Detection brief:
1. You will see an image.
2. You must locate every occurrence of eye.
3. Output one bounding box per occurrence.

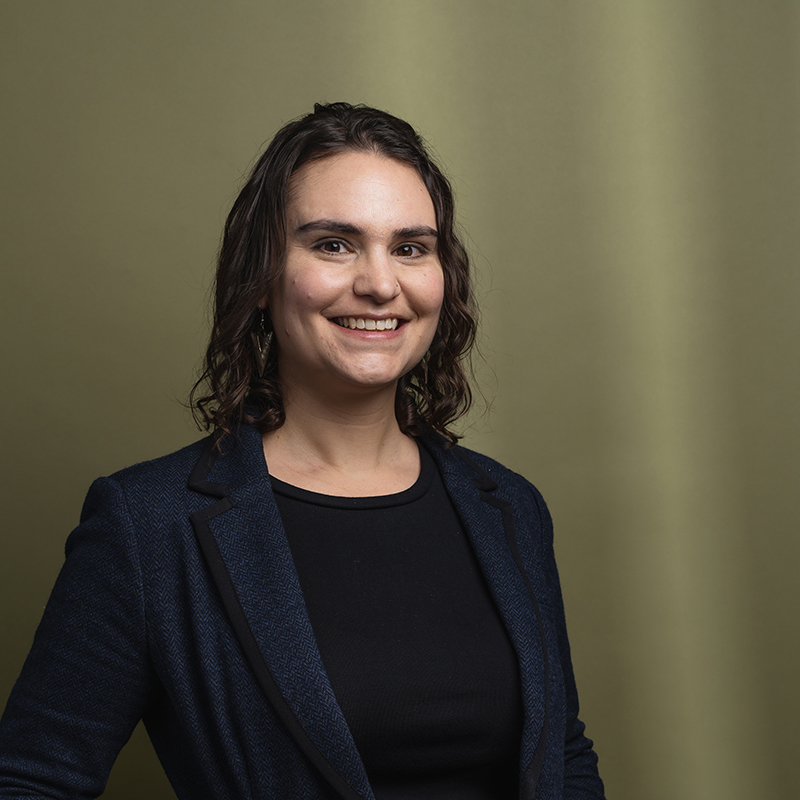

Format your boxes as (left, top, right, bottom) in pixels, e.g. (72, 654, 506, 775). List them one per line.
(315, 239, 349, 255)
(395, 243, 424, 258)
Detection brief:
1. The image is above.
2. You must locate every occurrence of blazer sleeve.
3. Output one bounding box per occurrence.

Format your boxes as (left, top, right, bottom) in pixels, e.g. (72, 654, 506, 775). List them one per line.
(530, 484, 605, 800)
(0, 477, 156, 798)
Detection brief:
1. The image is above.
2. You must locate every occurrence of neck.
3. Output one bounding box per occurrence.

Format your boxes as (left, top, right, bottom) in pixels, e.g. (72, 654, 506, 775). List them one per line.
(262, 381, 420, 496)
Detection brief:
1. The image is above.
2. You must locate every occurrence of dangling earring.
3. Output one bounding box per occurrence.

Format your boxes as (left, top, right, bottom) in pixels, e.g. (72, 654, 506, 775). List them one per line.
(251, 309, 273, 378)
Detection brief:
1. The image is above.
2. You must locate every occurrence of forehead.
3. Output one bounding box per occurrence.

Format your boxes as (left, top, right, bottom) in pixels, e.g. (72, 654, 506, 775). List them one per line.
(287, 151, 436, 229)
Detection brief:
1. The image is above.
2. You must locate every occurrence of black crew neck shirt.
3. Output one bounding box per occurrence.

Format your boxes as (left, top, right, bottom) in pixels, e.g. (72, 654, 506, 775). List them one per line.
(271, 444, 523, 799)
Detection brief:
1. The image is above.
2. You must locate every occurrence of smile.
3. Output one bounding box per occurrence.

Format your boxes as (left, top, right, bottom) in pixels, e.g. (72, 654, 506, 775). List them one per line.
(334, 317, 399, 331)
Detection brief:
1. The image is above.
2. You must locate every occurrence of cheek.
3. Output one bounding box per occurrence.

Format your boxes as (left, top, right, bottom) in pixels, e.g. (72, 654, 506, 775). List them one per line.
(425, 270, 446, 320)
(290, 269, 343, 309)
(410, 270, 445, 352)
(435, 274, 446, 310)
(271, 275, 333, 332)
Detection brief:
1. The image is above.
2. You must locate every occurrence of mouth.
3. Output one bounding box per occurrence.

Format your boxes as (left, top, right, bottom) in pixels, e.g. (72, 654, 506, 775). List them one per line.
(333, 317, 400, 331)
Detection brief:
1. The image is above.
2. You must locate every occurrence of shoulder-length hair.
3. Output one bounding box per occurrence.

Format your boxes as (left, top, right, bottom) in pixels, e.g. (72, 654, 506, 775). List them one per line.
(191, 102, 477, 445)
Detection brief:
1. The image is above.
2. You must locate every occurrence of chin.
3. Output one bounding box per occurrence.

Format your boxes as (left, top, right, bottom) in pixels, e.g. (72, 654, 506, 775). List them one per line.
(346, 375, 402, 390)
(335, 368, 407, 391)
(336, 361, 418, 390)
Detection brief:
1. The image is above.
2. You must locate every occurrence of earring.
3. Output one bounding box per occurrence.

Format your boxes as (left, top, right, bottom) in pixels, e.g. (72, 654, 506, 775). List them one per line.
(251, 310, 273, 378)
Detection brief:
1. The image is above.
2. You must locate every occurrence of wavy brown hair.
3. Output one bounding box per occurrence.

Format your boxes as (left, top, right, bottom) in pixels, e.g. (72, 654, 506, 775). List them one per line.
(191, 102, 477, 445)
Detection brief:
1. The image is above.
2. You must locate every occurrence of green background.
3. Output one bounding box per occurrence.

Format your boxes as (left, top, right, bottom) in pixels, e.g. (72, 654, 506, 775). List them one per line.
(2, 1, 798, 798)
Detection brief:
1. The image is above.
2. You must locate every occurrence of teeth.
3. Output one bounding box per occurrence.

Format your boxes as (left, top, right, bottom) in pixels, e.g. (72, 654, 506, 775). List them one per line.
(336, 317, 398, 331)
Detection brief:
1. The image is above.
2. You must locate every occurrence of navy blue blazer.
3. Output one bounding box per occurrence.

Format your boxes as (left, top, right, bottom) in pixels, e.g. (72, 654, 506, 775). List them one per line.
(0, 425, 603, 799)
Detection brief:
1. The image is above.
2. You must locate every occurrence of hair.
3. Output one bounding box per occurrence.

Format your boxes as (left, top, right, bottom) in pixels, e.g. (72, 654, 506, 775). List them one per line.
(190, 102, 478, 445)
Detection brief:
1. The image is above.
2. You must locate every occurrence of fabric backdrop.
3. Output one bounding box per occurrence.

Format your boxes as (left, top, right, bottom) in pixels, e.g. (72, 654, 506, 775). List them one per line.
(1, 2, 797, 798)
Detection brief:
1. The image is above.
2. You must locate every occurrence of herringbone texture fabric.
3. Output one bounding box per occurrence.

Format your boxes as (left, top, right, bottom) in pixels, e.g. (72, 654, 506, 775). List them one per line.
(0, 425, 603, 799)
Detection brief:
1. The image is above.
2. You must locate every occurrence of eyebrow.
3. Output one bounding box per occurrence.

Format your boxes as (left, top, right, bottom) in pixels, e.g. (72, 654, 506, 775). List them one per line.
(295, 219, 439, 239)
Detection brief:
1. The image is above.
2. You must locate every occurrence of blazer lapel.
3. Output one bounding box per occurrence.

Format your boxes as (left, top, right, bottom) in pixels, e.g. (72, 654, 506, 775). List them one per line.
(423, 436, 551, 800)
(188, 427, 373, 800)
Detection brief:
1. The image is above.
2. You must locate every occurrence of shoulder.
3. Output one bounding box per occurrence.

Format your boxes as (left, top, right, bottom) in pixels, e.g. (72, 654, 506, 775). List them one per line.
(455, 444, 529, 488)
(422, 434, 551, 520)
(107, 436, 211, 486)
(79, 435, 214, 525)
(423, 433, 536, 492)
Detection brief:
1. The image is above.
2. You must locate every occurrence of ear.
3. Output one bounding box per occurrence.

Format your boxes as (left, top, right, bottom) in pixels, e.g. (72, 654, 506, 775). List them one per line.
(257, 294, 269, 310)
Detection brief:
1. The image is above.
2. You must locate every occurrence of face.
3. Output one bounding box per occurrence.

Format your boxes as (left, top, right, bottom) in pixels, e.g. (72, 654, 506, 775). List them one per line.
(264, 150, 444, 400)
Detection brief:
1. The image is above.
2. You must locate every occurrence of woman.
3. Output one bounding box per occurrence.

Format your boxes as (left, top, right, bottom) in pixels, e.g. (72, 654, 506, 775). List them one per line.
(0, 103, 604, 799)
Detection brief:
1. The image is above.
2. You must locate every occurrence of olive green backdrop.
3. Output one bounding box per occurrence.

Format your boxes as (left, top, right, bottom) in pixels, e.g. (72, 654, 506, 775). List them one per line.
(2, 1, 798, 798)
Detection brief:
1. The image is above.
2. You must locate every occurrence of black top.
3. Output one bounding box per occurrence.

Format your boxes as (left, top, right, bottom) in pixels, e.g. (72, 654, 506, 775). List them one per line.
(271, 444, 523, 799)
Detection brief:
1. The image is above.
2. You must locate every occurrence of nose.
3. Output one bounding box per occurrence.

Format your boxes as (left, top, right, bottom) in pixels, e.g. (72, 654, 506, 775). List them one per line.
(352, 248, 401, 303)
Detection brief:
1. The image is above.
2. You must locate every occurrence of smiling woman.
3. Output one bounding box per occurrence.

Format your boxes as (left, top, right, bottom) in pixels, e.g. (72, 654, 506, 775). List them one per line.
(0, 103, 604, 799)
(270, 153, 444, 398)
(263, 152, 446, 494)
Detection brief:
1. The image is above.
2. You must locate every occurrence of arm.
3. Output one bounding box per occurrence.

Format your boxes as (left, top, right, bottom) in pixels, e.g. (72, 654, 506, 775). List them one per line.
(0, 478, 155, 798)
(531, 485, 605, 799)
